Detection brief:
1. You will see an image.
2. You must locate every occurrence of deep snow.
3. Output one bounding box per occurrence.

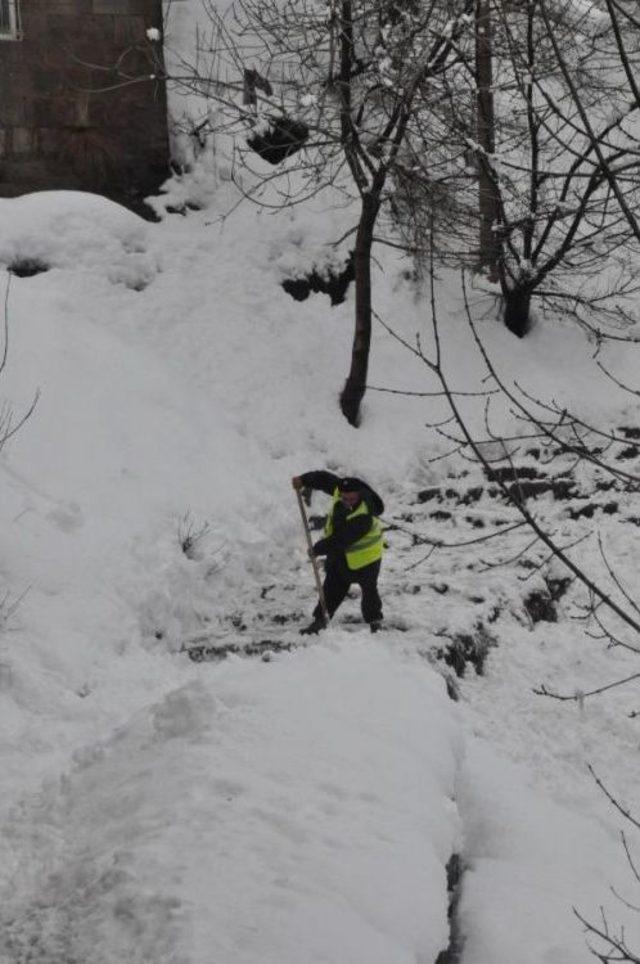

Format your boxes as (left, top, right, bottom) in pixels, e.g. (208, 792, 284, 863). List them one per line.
(1, 34, 640, 962)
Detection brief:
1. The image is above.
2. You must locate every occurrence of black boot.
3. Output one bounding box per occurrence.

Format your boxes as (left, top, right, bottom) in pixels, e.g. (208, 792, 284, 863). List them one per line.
(299, 618, 326, 636)
(369, 621, 383, 634)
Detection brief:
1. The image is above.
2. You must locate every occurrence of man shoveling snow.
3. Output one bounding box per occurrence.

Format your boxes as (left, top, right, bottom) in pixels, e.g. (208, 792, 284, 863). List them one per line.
(292, 471, 385, 635)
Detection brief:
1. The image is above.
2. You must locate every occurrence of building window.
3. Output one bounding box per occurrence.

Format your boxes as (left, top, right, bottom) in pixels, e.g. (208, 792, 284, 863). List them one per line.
(0, 0, 20, 40)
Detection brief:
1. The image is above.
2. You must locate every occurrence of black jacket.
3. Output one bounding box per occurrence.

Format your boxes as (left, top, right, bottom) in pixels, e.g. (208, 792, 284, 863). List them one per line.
(300, 470, 384, 560)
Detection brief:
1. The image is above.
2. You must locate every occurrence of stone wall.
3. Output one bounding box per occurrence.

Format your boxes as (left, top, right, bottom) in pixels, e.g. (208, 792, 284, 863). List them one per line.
(0, 0, 169, 216)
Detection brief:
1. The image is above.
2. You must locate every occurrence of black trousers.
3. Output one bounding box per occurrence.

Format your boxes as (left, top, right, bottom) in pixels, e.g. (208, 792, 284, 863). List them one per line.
(313, 558, 383, 625)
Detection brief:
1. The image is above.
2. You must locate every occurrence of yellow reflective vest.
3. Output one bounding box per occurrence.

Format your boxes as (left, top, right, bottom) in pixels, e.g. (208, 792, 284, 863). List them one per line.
(325, 487, 384, 571)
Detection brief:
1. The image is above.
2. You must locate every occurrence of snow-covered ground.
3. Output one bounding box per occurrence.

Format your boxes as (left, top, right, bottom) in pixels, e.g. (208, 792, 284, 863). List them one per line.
(1, 31, 640, 962)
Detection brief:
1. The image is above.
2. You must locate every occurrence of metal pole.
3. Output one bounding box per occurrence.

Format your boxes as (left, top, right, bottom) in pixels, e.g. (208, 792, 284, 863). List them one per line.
(295, 487, 330, 626)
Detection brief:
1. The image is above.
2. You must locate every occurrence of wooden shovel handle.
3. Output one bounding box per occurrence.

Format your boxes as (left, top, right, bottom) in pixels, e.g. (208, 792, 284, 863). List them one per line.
(295, 487, 330, 625)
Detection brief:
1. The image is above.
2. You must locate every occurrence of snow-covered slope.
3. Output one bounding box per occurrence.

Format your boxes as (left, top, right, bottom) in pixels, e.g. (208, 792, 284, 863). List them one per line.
(0, 154, 640, 962)
(0, 186, 468, 963)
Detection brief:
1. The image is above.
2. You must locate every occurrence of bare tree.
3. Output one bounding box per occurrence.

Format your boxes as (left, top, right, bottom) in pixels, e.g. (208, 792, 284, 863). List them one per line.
(438, 0, 640, 337)
(161, 0, 477, 425)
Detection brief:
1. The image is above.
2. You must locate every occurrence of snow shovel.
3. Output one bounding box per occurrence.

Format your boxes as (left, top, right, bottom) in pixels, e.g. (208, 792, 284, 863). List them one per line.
(294, 486, 330, 627)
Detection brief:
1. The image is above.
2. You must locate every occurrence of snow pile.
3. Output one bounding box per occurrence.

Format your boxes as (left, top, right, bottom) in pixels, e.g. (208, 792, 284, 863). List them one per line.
(0, 192, 157, 289)
(1, 641, 461, 964)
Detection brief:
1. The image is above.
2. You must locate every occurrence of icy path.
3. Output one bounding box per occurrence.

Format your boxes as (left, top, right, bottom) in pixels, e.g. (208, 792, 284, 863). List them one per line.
(0, 639, 462, 964)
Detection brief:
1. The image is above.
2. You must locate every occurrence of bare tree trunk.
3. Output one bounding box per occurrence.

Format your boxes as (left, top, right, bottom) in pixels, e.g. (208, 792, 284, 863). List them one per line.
(475, 0, 501, 279)
(339, 194, 379, 426)
(503, 284, 532, 338)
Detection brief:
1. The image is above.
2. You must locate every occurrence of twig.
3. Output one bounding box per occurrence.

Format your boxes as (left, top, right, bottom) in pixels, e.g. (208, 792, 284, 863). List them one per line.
(534, 670, 640, 702)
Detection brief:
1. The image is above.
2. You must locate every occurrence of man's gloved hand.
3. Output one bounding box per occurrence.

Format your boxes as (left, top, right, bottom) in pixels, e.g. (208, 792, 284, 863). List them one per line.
(292, 476, 312, 505)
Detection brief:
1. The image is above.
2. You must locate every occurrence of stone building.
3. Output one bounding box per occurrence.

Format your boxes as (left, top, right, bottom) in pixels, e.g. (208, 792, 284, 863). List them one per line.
(0, 0, 169, 215)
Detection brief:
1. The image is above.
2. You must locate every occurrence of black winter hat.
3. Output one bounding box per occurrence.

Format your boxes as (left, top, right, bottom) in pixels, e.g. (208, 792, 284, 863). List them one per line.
(339, 476, 363, 492)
